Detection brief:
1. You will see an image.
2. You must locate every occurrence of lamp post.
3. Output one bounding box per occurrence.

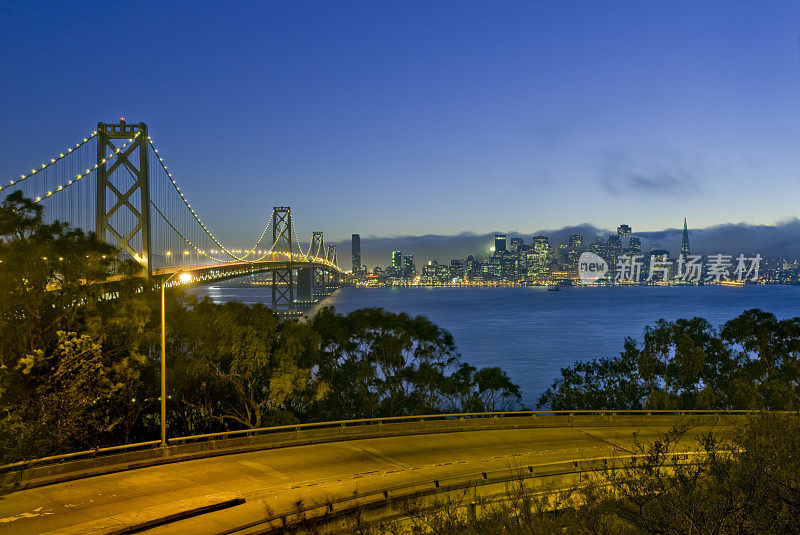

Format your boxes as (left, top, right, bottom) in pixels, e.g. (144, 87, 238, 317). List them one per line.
(161, 270, 192, 447)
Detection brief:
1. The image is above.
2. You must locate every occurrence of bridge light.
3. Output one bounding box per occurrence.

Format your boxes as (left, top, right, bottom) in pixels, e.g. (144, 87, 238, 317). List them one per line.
(179, 273, 192, 283)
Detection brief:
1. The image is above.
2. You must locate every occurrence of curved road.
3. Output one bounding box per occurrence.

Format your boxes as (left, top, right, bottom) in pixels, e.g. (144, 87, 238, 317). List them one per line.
(0, 421, 728, 534)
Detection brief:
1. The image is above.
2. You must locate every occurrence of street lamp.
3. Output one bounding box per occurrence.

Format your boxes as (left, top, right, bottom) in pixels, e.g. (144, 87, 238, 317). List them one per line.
(160, 270, 192, 447)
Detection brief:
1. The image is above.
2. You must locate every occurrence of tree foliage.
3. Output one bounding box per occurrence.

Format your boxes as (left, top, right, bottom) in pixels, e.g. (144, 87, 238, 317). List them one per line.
(0, 192, 151, 460)
(539, 311, 800, 410)
(307, 307, 521, 420)
(166, 297, 328, 431)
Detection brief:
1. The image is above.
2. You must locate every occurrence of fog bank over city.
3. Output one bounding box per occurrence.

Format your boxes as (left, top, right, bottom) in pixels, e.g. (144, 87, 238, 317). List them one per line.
(338, 219, 800, 269)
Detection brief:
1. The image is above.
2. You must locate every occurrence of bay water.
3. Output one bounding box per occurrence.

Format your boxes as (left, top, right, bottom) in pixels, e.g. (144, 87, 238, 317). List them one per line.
(187, 284, 800, 406)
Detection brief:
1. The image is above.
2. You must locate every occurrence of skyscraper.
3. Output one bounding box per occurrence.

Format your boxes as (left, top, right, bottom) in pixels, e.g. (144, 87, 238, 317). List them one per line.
(617, 224, 632, 238)
(509, 237, 524, 252)
(392, 250, 402, 270)
(402, 255, 415, 279)
(681, 218, 691, 256)
(351, 233, 361, 272)
(629, 236, 642, 255)
(494, 234, 507, 254)
(533, 235, 549, 253)
(529, 235, 551, 281)
(568, 234, 583, 249)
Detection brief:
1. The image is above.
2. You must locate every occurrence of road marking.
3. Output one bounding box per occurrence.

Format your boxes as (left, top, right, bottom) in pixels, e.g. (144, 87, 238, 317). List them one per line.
(238, 460, 289, 480)
(339, 443, 412, 469)
(576, 428, 635, 454)
(0, 509, 55, 524)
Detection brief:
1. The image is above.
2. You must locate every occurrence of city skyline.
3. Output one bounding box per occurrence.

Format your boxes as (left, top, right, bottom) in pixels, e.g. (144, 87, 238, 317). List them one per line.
(356, 217, 797, 286)
(2, 2, 800, 245)
(339, 217, 800, 270)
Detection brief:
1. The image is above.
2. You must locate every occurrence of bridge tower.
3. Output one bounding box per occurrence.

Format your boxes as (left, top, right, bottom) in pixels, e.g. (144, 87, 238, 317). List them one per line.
(326, 244, 339, 288)
(309, 231, 325, 259)
(309, 231, 326, 294)
(271, 206, 294, 310)
(96, 120, 152, 277)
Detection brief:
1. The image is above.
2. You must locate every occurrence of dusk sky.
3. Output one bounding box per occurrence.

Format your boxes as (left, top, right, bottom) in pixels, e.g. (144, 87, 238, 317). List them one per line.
(2, 1, 800, 251)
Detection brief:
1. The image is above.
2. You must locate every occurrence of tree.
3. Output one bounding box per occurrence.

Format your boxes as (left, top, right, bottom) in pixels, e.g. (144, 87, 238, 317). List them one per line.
(721, 309, 800, 410)
(309, 307, 521, 420)
(0, 192, 148, 460)
(0, 191, 141, 364)
(538, 343, 645, 410)
(167, 297, 328, 431)
(634, 317, 731, 409)
(0, 332, 126, 460)
(444, 364, 522, 412)
(538, 310, 800, 411)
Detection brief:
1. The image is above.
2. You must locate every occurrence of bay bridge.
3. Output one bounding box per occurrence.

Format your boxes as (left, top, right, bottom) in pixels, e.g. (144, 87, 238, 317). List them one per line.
(1, 119, 347, 312)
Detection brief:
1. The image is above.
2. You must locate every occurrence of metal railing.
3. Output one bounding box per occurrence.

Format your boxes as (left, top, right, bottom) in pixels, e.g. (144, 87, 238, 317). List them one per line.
(0, 409, 768, 475)
(233, 449, 730, 534)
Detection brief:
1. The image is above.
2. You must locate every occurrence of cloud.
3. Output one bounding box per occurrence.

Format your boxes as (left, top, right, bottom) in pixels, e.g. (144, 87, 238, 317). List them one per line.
(598, 149, 703, 197)
(638, 219, 800, 257)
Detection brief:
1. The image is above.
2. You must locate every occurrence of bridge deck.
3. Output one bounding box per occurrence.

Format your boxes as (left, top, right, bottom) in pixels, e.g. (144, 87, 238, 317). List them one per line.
(0, 418, 730, 534)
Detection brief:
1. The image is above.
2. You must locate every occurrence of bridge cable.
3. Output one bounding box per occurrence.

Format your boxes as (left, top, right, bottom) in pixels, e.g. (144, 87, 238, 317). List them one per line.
(149, 200, 229, 264)
(146, 137, 246, 261)
(29, 133, 140, 204)
(2, 130, 99, 193)
(146, 137, 279, 263)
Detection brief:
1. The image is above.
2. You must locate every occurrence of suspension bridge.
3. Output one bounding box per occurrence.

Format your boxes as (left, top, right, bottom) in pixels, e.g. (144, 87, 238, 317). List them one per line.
(1, 119, 347, 312)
